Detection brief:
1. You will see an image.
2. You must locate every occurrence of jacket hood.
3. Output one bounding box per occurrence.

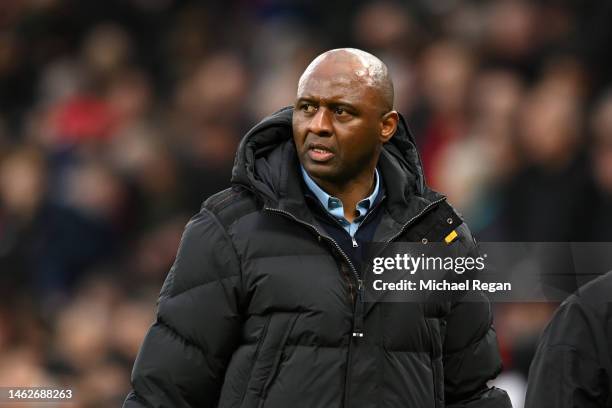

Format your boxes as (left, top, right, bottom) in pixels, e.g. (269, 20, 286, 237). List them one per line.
(231, 106, 438, 219)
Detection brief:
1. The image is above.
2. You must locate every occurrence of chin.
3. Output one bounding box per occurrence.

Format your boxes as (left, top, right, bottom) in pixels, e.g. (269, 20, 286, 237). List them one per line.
(303, 162, 337, 180)
(303, 164, 326, 176)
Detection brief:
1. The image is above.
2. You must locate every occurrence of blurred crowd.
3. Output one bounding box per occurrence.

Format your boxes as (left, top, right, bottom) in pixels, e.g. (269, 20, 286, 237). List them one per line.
(1, 0, 612, 406)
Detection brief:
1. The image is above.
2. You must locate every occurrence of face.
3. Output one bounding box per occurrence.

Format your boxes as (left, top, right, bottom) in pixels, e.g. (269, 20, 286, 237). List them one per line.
(292, 60, 397, 186)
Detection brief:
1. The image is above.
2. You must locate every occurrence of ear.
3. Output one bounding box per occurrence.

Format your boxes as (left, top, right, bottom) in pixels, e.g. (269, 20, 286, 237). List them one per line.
(380, 111, 399, 143)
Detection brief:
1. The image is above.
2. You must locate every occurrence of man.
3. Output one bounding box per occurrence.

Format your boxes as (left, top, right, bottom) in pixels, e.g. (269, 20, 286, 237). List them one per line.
(124, 48, 511, 408)
(525, 271, 612, 407)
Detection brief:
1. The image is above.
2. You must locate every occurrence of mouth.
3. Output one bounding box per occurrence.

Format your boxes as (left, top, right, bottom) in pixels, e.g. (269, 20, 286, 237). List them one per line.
(306, 143, 335, 163)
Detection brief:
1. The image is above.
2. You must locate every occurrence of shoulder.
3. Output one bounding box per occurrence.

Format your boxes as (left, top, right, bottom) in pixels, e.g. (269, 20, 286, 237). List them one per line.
(157, 188, 255, 300)
(548, 271, 612, 324)
(201, 186, 261, 231)
(560, 271, 612, 324)
(575, 271, 612, 307)
(414, 197, 477, 250)
(535, 272, 612, 357)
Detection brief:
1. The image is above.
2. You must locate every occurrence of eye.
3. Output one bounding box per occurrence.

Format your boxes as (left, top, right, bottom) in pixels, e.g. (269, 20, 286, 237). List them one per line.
(300, 103, 317, 114)
(334, 106, 353, 119)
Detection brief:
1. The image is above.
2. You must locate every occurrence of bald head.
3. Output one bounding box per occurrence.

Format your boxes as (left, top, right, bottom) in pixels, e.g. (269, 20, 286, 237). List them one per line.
(298, 48, 394, 112)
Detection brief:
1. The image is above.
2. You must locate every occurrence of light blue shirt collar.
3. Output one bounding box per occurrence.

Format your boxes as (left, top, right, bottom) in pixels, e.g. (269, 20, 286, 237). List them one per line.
(301, 166, 380, 237)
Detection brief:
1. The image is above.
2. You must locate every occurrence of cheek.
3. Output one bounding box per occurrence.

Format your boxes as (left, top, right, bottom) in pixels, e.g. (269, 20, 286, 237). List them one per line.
(357, 134, 381, 159)
(292, 123, 306, 145)
(348, 123, 379, 145)
(338, 129, 374, 155)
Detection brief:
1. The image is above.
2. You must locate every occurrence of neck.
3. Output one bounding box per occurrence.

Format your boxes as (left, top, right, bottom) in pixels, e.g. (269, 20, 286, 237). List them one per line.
(314, 168, 377, 223)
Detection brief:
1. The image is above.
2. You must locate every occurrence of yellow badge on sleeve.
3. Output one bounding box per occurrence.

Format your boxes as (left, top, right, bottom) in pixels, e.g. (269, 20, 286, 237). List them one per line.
(444, 230, 458, 244)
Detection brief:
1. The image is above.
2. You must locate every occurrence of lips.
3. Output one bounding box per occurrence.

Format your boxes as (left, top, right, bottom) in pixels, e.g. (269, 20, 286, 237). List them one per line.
(307, 143, 335, 162)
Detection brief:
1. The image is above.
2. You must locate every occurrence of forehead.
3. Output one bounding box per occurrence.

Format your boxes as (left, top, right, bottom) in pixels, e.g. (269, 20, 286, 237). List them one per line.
(297, 62, 380, 104)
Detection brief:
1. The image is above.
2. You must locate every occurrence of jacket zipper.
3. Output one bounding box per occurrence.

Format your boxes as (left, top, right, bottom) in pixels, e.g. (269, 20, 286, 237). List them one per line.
(345, 197, 448, 340)
(349, 196, 384, 249)
(265, 196, 446, 408)
(265, 197, 446, 326)
(264, 207, 360, 291)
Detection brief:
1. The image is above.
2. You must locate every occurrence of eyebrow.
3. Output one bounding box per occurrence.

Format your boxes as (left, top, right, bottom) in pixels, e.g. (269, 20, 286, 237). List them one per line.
(296, 96, 358, 110)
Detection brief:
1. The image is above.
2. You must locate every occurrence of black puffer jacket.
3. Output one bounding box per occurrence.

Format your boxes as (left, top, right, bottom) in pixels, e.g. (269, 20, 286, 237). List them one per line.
(124, 107, 511, 408)
(525, 271, 612, 407)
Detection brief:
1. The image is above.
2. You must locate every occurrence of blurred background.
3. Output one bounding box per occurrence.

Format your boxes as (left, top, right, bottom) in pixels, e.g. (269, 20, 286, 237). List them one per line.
(1, 0, 612, 406)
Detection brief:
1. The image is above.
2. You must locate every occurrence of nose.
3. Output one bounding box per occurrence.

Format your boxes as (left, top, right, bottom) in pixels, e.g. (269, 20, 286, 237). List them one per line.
(308, 108, 333, 136)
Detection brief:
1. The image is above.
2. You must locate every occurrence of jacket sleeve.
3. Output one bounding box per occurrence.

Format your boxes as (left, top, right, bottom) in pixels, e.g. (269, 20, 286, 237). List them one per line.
(123, 209, 243, 408)
(442, 294, 512, 408)
(524, 299, 608, 408)
(443, 224, 512, 408)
